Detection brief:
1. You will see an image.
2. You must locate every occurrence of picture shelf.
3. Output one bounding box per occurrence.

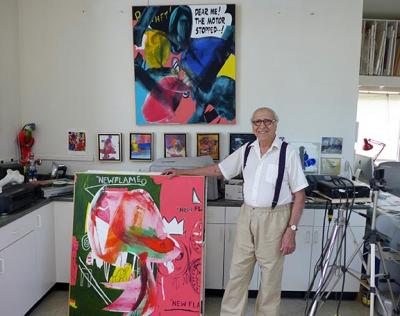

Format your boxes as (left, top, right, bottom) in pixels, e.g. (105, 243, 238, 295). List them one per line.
(360, 19, 400, 77)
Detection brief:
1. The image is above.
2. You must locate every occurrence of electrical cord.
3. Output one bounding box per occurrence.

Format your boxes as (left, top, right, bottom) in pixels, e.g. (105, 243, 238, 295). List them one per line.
(335, 177, 356, 315)
(304, 200, 334, 313)
(304, 177, 357, 315)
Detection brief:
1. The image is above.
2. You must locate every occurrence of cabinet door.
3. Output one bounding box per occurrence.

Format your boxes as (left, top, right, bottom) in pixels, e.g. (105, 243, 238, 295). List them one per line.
(205, 223, 225, 289)
(0, 232, 37, 316)
(223, 224, 235, 288)
(34, 203, 56, 299)
(282, 227, 313, 291)
(54, 201, 74, 283)
(225, 207, 240, 224)
(206, 206, 225, 224)
(223, 224, 259, 290)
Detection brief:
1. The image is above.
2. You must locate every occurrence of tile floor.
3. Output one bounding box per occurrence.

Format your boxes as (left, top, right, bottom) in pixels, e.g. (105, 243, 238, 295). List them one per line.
(28, 290, 374, 315)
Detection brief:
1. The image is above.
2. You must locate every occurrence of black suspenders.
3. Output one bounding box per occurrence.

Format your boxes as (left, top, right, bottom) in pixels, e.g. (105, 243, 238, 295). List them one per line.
(243, 141, 288, 209)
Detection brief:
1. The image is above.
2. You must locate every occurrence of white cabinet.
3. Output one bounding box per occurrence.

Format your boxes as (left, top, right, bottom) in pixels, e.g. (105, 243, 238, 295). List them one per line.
(223, 207, 259, 290)
(0, 203, 56, 316)
(205, 206, 259, 290)
(0, 231, 37, 316)
(53, 201, 74, 283)
(310, 208, 367, 292)
(205, 206, 225, 289)
(205, 204, 367, 294)
(34, 203, 56, 300)
(282, 209, 314, 291)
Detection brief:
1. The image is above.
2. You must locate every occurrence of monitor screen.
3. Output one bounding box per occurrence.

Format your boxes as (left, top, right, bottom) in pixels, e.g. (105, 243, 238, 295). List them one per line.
(354, 153, 374, 184)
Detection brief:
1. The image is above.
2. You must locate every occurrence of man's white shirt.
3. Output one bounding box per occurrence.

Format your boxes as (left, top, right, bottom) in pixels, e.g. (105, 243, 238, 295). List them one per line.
(219, 137, 308, 207)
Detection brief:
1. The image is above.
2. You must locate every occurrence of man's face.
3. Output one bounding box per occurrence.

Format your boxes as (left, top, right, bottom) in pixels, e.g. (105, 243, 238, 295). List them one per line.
(251, 109, 277, 142)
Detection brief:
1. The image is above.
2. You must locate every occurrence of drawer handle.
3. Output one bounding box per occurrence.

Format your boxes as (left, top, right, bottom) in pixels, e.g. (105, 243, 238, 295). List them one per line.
(36, 214, 42, 228)
(0, 259, 4, 274)
(313, 230, 319, 244)
(220, 229, 224, 240)
(305, 231, 311, 244)
(11, 229, 19, 234)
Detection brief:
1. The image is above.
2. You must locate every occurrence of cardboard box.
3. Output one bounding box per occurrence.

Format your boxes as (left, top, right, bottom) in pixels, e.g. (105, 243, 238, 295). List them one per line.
(225, 182, 243, 201)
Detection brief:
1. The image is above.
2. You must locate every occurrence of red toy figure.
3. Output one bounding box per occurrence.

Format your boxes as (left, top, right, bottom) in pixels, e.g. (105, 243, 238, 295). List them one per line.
(18, 123, 36, 165)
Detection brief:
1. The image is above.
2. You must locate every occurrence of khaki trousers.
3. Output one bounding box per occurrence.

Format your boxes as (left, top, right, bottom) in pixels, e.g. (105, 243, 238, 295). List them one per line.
(220, 203, 291, 316)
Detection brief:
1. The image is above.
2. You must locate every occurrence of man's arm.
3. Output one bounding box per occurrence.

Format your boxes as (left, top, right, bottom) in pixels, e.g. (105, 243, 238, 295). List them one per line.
(287, 189, 305, 227)
(162, 164, 223, 178)
(280, 189, 305, 255)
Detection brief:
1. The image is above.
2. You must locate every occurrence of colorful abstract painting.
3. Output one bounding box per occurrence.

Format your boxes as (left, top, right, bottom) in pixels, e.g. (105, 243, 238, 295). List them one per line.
(133, 4, 236, 125)
(98, 134, 122, 162)
(197, 133, 220, 160)
(164, 133, 187, 158)
(68, 131, 86, 152)
(69, 172, 205, 315)
(130, 133, 153, 161)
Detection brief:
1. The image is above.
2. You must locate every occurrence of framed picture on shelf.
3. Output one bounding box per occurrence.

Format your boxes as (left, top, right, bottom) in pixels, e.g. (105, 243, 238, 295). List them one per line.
(320, 157, 341, 175)
(97, 133, 122, 162)
(290, 142, 319, 173)
(129, 133, 153, 161)
(321, 137, 343, 154)
(229, 133, 256, 154)
(164, 133, 187, 158)
(197, 133, 220, 160)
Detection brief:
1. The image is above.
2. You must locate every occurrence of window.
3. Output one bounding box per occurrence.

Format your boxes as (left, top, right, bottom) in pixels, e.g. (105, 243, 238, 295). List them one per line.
(356, 93, 400, 162)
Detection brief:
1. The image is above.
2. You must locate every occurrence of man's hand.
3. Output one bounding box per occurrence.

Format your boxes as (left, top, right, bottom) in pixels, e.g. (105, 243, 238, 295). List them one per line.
(161, 168, 179, 178)
(280, 228, 296, 256)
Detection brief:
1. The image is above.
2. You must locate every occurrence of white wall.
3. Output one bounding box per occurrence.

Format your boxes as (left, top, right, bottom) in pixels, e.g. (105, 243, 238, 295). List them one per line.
(17, 0, 363, 175)
(0, 0, 20, 162)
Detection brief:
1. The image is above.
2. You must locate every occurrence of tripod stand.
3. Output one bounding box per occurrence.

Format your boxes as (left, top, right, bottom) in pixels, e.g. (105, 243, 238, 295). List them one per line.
(305, 176, 396, 316)
(365, 172, 397, 316)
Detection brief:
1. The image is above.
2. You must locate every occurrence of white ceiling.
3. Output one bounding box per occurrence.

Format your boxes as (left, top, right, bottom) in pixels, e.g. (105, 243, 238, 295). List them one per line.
(363, 0, 400, 19)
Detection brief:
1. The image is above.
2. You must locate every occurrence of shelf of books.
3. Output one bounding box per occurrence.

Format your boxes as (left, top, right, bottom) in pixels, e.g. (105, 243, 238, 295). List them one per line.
(360, 19, 400, 77)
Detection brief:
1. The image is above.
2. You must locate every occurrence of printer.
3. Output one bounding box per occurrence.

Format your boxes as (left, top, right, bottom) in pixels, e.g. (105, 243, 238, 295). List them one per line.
(0, 161, 24, 180)
(0, 183, 42, 215)
(0, 161, 42, 214)
(149, 156, 219, 200)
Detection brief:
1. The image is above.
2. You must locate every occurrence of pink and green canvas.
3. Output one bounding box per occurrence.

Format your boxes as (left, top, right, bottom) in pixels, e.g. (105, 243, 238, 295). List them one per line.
(68, 172, 205, 315)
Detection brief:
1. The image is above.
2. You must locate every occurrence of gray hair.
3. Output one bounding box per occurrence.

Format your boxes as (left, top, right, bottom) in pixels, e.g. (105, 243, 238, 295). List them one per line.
(251, 107, 279, 122)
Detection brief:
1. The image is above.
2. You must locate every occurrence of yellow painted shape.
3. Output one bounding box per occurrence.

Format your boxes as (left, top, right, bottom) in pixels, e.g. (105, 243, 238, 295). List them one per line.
(217, 54, 236, 79)
(84, 203, 90, 233)
(109, 263, 133, 283)
(144, 30, 171, 68)
(69, 298, 77, 309)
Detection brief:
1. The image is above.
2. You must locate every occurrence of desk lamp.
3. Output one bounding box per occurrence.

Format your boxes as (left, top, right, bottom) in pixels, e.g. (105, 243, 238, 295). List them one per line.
(363, 138, 386, 161)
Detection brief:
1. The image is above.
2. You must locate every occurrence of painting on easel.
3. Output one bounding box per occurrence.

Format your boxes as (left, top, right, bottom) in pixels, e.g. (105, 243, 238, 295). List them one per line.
(68, 171, 205, 315)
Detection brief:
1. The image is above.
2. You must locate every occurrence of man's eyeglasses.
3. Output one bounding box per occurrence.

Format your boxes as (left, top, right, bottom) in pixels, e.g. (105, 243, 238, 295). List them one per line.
(251, 119, 276, 127)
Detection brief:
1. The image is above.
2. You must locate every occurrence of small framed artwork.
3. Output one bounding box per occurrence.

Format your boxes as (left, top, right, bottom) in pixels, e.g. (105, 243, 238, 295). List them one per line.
(164, 133, 187, 158)
(197, 133, 220, 160)
(321, 137, 343, 154)
(129, 133, 153, 161)
(229, 133, 256, 154)
(97, 133, 122, 162)
(320, 157, 341, 175)
(68, 130, 87, 153)
(290, 142, 320, 173)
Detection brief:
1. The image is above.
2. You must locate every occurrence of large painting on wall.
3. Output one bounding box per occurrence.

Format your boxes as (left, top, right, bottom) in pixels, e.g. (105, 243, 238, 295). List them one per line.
(133, 4, 236, 125)
(68, 172, 205, 315)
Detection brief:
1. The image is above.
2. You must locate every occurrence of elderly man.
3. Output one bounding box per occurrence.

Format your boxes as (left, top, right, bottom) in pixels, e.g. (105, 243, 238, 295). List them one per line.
(163, 107, 308, 315)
